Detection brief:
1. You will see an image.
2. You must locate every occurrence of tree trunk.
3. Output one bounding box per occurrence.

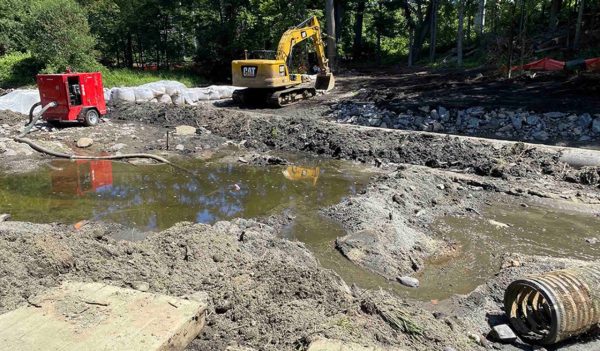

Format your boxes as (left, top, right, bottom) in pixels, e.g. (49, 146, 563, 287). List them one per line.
(507, 2, 517, 78)
(137, 33, 144, 68)
(429, 0, 438, 62)
(467, 14, 472, 42)
(457, 0, 465, 66)
(549, 0, 563, 31)
(491, 0, 498, 34)
(574, 0, 585, 49)
(408, 28, 414, 67)
(403, 1, 433, 64)
(475, 0, 486, 37)
(353, 0, 366, 59)
(376, 1, 382, 66)
(334, 0, 345, 42)
(518, 0, 527, 69)
(125, 33, 134, 69)
(325, 0, 337, 71)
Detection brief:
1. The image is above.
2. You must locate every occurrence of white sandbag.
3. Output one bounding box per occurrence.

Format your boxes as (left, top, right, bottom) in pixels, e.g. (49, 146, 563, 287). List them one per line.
(139, 81, 185, 96)
(138, 80, 186, 95)
(158, 94, 172, 104)
(172, 94, 185, 106)
(183, 93, 197, 106)
(184, 88, 210, 102)
(103, 88, 113, 102)
(137, 82, 166, 95)
(207, 90, 221, 100)
(207, 86, 229, 99)
(206, 85, 243, 99)
(134, 88, 155, 103)
(112, 88, 136, 103)
(149, 98, 158, 103)
(196, 91, 210, 101)
(0, 89, 41, 115)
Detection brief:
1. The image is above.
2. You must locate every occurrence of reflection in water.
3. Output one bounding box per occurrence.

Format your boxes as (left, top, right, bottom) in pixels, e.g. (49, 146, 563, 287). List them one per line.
(51, 160, 113, 196)
(1, 159, 366, 232)
(282, 166, 320, 185)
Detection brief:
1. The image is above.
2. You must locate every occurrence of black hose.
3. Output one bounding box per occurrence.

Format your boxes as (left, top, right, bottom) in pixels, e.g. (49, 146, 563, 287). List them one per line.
(28, 102, 41, 125)
(14, 101, 188, 172)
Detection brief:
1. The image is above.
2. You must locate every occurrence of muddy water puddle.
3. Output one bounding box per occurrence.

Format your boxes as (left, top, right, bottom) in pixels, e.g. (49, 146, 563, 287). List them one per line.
(0, 158, 369, 233)
(290, 197, 600, 302)
(1, 159, 598, 302)
(417, 200, 600, 300)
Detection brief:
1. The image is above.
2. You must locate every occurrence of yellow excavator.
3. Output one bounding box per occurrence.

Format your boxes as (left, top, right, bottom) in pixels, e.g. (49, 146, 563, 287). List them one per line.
(231, 16, 335, 107)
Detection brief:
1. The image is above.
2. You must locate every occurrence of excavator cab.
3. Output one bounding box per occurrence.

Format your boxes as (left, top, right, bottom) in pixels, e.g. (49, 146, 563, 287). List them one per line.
(232, 16, 335, 107)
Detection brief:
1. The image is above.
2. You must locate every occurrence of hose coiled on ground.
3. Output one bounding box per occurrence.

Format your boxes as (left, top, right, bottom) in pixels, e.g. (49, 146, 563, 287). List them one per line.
(13, 101, 181, 169)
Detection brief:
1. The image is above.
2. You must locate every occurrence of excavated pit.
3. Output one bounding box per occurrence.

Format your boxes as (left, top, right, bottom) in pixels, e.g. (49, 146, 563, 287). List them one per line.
(2, 155, 598, 303)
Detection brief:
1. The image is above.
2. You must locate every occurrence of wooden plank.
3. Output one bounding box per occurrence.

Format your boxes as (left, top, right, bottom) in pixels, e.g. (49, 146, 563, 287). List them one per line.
(0, 281, 206, 351)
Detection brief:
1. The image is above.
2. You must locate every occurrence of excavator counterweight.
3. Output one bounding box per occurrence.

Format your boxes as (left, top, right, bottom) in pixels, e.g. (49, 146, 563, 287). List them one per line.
(231, 16, 335, 107)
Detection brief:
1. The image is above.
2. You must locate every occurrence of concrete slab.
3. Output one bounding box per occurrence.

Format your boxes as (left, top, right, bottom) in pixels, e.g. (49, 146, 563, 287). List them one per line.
(0, 281, 206, 351)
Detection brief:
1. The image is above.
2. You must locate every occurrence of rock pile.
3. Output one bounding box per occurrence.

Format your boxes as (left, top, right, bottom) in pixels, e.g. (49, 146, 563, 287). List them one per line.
(331, 102, 600, 142)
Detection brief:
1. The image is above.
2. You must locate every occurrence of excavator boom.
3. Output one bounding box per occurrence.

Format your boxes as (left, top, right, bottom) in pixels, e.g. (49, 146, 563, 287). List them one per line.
(231, 16, 335, 106)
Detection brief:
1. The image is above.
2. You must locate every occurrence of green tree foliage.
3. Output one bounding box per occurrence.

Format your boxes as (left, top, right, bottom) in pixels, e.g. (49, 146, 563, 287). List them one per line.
(26, 0, 100, 73)
(0, 0, 598, 87)
(0, 0, 30, 55)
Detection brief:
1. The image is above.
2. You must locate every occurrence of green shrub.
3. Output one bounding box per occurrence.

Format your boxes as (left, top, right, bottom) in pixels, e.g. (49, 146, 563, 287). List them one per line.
(0, 52, 41, 88)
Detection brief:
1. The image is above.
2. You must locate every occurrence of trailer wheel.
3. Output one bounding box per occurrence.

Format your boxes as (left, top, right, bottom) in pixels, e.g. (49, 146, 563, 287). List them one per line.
(83, 109, 100, 127)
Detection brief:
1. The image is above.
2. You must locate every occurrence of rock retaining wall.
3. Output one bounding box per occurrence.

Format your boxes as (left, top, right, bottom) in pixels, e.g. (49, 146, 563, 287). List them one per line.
(331, 102, 600, 143)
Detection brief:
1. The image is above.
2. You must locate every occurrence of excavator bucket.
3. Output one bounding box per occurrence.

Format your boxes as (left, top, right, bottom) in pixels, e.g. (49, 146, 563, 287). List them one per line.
(315, 73, 335, 91)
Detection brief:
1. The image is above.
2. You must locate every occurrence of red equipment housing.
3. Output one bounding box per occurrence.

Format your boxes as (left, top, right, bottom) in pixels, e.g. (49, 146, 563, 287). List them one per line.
(36, 72, 107, 125)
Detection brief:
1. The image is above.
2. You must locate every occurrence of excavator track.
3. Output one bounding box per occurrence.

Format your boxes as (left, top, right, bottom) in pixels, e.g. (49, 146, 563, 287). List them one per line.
(233, 84, 317, 108)
(267, 86, 317, 107)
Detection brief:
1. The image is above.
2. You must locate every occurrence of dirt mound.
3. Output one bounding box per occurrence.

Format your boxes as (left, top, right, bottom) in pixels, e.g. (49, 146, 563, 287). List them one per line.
(0, 219, 477, 351)
(0, 109, 27, 125)
(109, 103, 574, 185)
(323, 165, 483, 280)
(343, 69, 600, 114)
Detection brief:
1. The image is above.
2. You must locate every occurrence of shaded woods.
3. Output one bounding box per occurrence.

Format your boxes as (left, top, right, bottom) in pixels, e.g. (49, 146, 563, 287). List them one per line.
(0, 0, 598, 81)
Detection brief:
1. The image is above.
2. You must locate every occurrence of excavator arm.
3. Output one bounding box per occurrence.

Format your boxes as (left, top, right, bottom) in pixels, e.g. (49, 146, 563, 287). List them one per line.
(276, 16, 331, 74)
(275, 16, 334, 90)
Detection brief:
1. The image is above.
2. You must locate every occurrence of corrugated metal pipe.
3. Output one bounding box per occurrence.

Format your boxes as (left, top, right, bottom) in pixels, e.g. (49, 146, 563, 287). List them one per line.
(504, 265, 600, 345)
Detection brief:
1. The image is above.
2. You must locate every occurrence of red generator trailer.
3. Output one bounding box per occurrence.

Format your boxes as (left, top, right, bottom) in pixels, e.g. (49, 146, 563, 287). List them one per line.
(35, 71, 107, 126)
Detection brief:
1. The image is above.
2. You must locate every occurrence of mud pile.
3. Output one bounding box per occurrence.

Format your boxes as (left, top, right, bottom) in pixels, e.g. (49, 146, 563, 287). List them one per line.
(323, 164, 483, 281)
(0, 219, 476, 351)
(109, 103, 598, 188)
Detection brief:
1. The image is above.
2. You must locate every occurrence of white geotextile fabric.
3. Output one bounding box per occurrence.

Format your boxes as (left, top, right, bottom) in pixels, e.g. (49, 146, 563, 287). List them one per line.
(0, 89, 41, 115)
(0, 80, 243, 114)
(108, 80, 242, 105)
